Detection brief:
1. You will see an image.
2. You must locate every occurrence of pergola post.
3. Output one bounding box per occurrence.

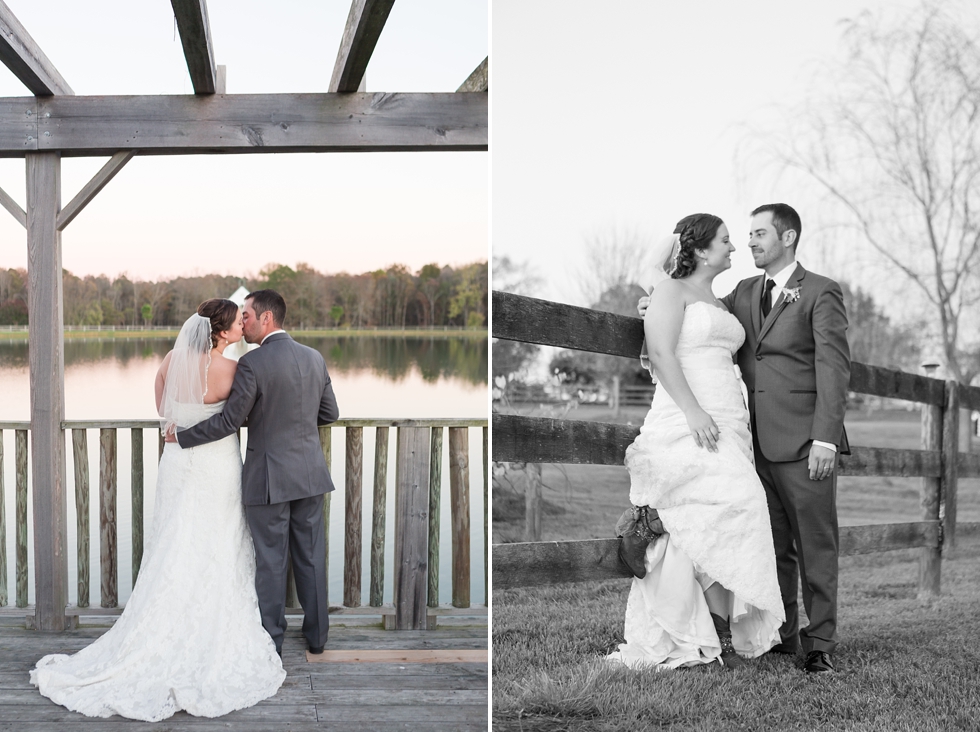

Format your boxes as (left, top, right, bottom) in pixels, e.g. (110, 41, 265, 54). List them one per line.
(26, 150, 71, 631)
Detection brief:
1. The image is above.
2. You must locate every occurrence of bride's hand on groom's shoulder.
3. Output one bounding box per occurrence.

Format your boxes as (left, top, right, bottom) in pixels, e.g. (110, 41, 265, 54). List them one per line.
(637, 296, 650, 317)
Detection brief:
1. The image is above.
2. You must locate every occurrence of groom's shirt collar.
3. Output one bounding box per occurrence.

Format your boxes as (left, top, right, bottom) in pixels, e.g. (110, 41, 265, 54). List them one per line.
(260, 329, 286, 345)
(767, 260, 799, 290)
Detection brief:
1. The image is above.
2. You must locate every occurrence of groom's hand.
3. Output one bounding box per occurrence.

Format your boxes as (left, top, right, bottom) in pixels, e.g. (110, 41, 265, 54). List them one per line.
(164, 425, 178, 444)
(637, 296, 650, 317)
(808, 443, 836, 480)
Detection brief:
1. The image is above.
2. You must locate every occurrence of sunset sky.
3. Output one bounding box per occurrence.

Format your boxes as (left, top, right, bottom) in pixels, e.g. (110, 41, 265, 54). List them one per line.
(0, 0, 488, 281)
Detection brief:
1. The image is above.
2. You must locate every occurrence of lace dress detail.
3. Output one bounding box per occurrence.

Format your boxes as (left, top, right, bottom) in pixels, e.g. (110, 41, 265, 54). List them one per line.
(30, 401, 285, 721)
(608, 302, 784, 669)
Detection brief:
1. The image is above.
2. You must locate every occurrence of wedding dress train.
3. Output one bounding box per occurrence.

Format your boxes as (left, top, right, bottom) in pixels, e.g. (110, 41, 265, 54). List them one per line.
(31, 402, 285, 721)
(608, 302, 784, 669)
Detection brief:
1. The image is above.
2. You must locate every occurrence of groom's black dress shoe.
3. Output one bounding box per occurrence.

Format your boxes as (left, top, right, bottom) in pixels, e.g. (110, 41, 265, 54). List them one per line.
(803, 650, 834, 674)
(308, 645, 324, 655)
(766, 642, 799, 656)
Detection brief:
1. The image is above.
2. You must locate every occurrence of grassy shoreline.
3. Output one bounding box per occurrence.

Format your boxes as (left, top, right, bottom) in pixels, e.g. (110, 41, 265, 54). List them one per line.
(0, 327, 488, 341)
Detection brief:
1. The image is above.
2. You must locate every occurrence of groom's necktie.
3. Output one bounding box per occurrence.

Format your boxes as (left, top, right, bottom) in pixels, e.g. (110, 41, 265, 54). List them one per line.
(761, 278, 776, 318)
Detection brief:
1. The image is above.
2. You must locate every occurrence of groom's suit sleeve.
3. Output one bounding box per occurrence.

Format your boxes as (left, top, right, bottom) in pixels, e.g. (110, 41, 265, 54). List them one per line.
(811, 280, 851, 448)
(317, 358, 339, 426)
(175, 358, 259, 449)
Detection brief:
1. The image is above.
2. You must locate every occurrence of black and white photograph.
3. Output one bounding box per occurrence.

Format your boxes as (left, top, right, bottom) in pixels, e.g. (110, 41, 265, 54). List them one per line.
(492, 1, 980, 730)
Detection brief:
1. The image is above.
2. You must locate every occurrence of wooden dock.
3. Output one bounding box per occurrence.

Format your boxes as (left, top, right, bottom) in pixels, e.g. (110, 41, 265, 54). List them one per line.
(0, 619, 488, 731)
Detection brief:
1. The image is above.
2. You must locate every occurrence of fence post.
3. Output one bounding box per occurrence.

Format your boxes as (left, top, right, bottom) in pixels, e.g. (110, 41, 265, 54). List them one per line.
(524, 463, 542, 542)
(369, 426, 389, 607)
(427, 427, 443, 608)
(611, 374, 621, 418)
(942, 381, 959, 555)
(449, 427, 470, 608)
(71, 429, 90, 608)
(131, 428, 143, 585)
(918, 369, 942, 598)
(393, 427, 430, 629)
(344, 427, 364, 607)
(100, 428, 118, 608)
(15, 430, 28, 608)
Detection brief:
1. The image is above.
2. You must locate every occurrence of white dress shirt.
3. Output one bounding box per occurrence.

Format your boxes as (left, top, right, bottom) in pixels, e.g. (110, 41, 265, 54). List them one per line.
(261, 329, 285, 345)
(763, 260, 837, 455)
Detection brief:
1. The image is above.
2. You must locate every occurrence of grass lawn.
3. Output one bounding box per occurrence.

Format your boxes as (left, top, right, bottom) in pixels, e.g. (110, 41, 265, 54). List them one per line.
(492, 410, 980, 730)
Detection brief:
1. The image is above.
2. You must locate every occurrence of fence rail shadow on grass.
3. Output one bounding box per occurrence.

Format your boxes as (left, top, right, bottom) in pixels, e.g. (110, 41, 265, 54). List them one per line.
(0, 418, 488, 631)
(491, 290, 980, 595)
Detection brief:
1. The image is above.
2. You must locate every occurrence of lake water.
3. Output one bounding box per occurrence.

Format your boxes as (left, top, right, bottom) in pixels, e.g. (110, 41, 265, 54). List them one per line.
(0, 335, 488, 608)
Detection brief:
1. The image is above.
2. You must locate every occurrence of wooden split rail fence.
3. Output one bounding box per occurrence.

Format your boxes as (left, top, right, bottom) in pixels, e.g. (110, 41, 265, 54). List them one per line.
(491, 290, 980, 594)
(0, 418, 488, 630)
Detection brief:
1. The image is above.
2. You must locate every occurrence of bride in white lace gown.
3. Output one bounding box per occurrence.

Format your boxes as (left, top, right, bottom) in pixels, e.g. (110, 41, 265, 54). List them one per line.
(31, 300, 285, 721)
(608, 214, 783, 670)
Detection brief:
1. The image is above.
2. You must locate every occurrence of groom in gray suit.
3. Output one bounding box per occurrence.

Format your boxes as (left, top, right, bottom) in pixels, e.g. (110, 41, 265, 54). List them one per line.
(720, 203, 850, 674)
(175, 289, 339, 656)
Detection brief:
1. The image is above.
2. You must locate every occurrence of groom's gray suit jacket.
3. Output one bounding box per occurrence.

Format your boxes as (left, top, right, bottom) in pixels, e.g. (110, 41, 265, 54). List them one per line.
(176, 332, 339, 504)
(721, 264, 850, 462)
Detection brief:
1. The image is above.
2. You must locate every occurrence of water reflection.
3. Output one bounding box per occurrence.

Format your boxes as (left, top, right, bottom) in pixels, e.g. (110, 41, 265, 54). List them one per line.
(0, 336, 488, 386)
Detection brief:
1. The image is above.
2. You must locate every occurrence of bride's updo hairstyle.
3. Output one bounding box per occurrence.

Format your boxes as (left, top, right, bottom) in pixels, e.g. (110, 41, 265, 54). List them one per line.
(197, 298, 239, 349)
(670, 213, 724, 279)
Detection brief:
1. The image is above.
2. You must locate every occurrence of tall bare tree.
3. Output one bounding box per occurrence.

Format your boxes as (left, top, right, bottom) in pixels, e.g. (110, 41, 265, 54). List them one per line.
(572, 224, 654, 307)
(765, 3, 980, 382)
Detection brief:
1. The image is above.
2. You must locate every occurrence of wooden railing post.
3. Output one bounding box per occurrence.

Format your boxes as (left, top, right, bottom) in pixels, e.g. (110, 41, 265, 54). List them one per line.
(0, 430, 5, 607)
(71, 429, 90, 608)
(131, 428, 143, 585)
(100, 428, 118, 608)
(369, 426, 389, 607)
(427, 426, 443, 608)
(449, 427, 470, 608)
(393, 427, 430, 629)
(319, 425, 332, 606)
(942, 381, 959, 555)
(15, 429, 28, 608)
(344, 426, 364, 607)
(918, 368, 942, 598)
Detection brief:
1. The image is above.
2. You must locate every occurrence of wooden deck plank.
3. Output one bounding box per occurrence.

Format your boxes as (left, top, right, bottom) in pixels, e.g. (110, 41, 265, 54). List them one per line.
(0, 703, 485, 723)
(0, 625, 487, 729)
(306, 649, 487, 663)
(0, 722, 487, 732)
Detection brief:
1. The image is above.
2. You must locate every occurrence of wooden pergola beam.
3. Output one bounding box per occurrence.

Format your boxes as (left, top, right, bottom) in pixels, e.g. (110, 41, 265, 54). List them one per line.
(0, 0, 72, 96)
(171, 0, 217, 94)
(330, 0, 396, 93)
(0, 182, 25, 227)
(457, 57, 488, 92)
(0, 92, 487, 156)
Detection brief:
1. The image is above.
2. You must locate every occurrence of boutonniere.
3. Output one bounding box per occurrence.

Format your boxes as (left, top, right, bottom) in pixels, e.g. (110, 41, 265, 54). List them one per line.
(780, 286, 801, 304)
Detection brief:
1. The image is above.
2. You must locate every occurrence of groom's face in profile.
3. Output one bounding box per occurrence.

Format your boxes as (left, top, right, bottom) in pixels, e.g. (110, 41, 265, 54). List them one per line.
(242, 300, 266, 344)
(748, 211, 796, 273)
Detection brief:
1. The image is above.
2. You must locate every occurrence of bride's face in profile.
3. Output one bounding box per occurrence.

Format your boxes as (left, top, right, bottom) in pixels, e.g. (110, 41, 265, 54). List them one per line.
(700, 223, 735, 272)
(220, 310, 244, 346)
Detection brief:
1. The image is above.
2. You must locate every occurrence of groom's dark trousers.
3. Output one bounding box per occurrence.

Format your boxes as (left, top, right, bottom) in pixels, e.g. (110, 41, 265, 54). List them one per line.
(723, 264, 850, 656)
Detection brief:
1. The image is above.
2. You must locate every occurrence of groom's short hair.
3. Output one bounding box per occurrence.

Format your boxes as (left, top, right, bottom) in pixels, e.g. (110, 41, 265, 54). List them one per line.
(751, 203, 802, 249)
(247, 289, 286, 327)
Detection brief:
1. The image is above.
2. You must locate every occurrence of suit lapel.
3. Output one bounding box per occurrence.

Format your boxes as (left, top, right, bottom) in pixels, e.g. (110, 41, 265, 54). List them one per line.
(750, 275, 765, 335)
(758, 264, 805, 343)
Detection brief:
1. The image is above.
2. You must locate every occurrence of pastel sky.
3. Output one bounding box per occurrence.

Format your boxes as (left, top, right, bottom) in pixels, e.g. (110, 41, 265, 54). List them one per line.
(0, 0, 488, 281)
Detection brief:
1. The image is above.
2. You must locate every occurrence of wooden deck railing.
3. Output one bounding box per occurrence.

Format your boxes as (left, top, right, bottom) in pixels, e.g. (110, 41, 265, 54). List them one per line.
(491, 290, 980, 595)
(0, 418, 488, 630)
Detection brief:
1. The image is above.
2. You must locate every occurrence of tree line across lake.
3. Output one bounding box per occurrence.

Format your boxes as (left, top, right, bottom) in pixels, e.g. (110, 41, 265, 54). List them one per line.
(0, 260, 488, 330)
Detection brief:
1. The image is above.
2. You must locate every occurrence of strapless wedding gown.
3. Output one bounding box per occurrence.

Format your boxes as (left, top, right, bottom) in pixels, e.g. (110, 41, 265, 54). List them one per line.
(31, 401, 285, 721)
(608, 302, 784, 669)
